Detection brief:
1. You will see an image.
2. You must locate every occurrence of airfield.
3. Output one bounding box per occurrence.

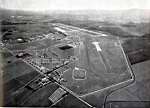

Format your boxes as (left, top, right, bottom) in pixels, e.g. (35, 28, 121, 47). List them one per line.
(1, 21, 134, 107)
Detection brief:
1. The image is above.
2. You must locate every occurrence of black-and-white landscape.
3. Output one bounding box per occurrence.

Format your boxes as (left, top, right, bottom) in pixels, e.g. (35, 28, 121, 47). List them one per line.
(0, 1, 150, 107)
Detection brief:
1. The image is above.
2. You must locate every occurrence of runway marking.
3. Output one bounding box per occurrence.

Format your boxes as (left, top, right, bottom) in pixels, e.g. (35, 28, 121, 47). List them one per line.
(53, 24, 134, 97)
(54, 27, 66, 33)
(51, 23, 134, 98)
(3, 23, 133, 107)
(79, 38, 134, 97)
(92, 41, 112, 73)
(92, 42, 102, 51)
(101, 34, 108, 37)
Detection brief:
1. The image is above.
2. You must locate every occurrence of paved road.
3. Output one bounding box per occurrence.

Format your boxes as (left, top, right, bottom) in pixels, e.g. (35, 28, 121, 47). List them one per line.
(52, 23, 133, 97)
(2, 23, 135, 107)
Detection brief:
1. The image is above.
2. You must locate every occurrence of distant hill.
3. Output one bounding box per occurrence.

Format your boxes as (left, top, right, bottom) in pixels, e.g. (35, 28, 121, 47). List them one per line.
(0, 8, 150, 37)
(43, 9, 150, 24)
(1, 8, 150, 23)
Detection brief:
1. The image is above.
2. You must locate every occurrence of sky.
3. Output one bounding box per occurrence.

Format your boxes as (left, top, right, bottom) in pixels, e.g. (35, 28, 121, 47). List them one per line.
(0, 0, 150, 11)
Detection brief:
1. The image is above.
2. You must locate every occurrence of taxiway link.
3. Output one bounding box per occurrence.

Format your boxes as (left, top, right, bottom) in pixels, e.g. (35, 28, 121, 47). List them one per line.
(54, 23, 112, 73)
(52, 23, 135, 98)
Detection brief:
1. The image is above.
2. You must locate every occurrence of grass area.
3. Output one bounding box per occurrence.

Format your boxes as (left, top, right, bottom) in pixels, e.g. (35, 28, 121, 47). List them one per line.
(1, 9, 150, 107)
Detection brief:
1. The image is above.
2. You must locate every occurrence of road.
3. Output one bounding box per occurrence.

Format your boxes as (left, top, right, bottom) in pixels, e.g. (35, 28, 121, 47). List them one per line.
(50, 23, 133, 97)
(1, 23, 135, 107)
(2, 46, 94, 107)
(3, 23, 133, 96)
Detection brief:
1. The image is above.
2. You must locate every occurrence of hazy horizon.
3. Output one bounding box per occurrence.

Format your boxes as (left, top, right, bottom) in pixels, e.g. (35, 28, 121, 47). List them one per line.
(0, 0, 150, 11)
